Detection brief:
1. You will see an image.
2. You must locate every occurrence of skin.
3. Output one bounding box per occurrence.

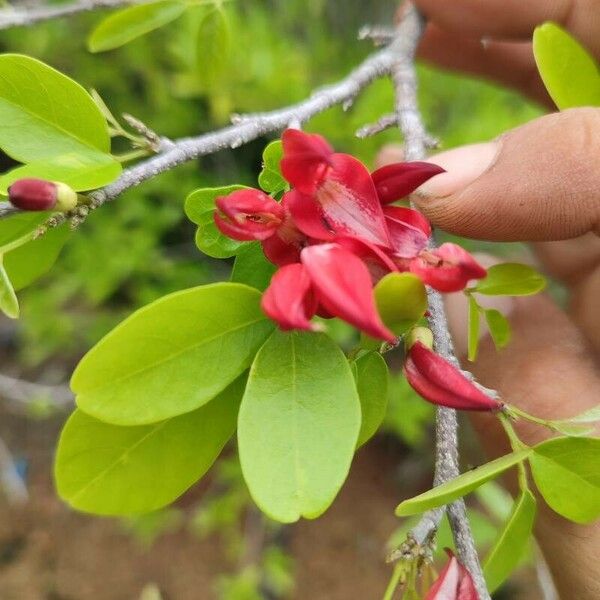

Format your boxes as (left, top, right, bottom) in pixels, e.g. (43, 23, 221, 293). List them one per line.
(380, 2, 600, 597)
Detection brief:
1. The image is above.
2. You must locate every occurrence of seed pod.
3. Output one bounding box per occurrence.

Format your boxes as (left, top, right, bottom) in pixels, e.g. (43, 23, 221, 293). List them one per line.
(404, 341, 503, 412)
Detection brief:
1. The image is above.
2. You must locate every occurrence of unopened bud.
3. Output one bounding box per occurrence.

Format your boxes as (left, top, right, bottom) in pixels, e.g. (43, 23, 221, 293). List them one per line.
(8, 178, 77, 212)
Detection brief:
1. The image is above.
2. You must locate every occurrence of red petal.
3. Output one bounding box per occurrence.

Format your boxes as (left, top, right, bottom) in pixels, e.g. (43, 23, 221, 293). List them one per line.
(280, 129, 334, 195)
(425, 552, 461, 600)
(285, 189, 335, 241)
(372, 161, 445, 205)
(261, 194, 307, 266)
(457, 562, 479, 600)
(410, 244, 486, 292)
(215, 189, 284, 241)
(301, 243, 395, 341)
(309, 153, 391, 245)
(335, 236, 398, 280)
(261, 263, 318, 331)
(8, 178, 57, 211)
(384, 205, 430, 258)
(405, 342, 502, 411)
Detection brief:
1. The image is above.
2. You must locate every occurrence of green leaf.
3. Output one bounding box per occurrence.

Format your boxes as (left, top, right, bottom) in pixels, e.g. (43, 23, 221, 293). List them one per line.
(88, 0, 187, 53)
(352, 351, 389, 448)
(196, 6, 231, 87)
(533, 23, 600, 110)
(185, 185, 247, 259)
(395, 449, 532, 516)
(374, 273, 427, 335)
(231, 242, 276, 291)
(0, 212, 47, 250)
(473, 263, 546, 296)
(72, 283, 274, 425)
(55, 376, 244, 515)
(484, 489, 536, 592)
(467, 295, 480, 362)
(564, 405, 600, 424)
(0, 54, 110, 162)
(258, 141, 287, 195)
(484, 309, 511, 350)
(529, 436, 600, 523)
(0, 256, 19, 319)
(4, 224, 70, 291)
(0, 153, 121, 194)
(238, 331, 361, 523)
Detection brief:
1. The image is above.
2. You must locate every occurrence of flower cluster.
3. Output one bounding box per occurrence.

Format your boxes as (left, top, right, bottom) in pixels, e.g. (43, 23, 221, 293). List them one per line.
(215, 129, 486, 341)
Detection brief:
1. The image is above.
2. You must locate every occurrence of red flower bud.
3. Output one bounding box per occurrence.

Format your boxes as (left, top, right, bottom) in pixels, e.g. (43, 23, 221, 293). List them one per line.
(371, 161, 445, 205)
(8, 178, 77, 212)
(425, 550, 478, 600)
(404, 341, 503, 412)
(214, 189, 285, 241)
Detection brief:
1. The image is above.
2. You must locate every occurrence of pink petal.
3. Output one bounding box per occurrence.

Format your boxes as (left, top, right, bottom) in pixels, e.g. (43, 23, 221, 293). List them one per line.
(280, 129, 334, 195)
(261, 263, 318, 331)
(457, 562, 479, 600)
(384, 205, 431, 259)
(405, 342, 502, 411)
(215, 189, 284, 241)
(425, 552, 462, 600)
(301, 243, 395, 341)
(261, 194, 307, 266)
(291, 153, 391, 246)
(372, 161, 445, 205)
(335, 236, 398, 281)
(410, 244, 486, 292)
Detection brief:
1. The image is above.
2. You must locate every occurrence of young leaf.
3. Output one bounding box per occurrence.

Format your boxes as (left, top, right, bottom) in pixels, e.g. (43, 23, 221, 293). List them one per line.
(467, 295, 480, 362)
(55, 376, 245, 515)
(0, 54, 111, 162)
(529, 436, 600, 523)
(0, 213, 48, 250)
(563, 405, 600, 424)
(72, 283, 274, 425)
(258, 140, 287, 195)
(484, 309, 511, 350)
(88, 0, 187, 53)
(196, 6, 231, 87)
(185, 185, 248, 259)
(238, 331, 361, 523)
(0, 256, 19, 319)
(0, 153, 121, 193)
(533, 23, 600, 110)
(374, 273, 427, 335)
(352, 351, 389, 448)
(231, 242, 276, 292)
(473, 263, 546, 296)
(4, 224, 70, 291)
(483, 489, 536, 592)
(395, 449, 532, 516)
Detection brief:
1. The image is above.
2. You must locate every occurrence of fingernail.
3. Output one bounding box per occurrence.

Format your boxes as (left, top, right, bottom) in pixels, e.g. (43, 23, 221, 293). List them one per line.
(416, 141, 501, 198)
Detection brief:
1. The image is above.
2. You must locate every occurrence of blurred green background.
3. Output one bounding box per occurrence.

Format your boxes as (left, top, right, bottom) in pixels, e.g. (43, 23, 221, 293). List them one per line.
(0, 1, 546, 598)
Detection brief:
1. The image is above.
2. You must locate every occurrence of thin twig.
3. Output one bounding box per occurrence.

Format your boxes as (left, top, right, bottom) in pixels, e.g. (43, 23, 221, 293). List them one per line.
(390, 5, 491, 599)
(0, 0, 148, 30)
(0, 373, 73, 414)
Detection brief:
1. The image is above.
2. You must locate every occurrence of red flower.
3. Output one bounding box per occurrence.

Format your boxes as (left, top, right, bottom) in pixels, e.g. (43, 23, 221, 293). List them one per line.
(262, 243, 395, 341)
(215, 189, 285, 241)
(404, 341, 503, 412)
(371, 161, 445, 205)
(409, 243, 487, 292)
(425, 550, 479, 600)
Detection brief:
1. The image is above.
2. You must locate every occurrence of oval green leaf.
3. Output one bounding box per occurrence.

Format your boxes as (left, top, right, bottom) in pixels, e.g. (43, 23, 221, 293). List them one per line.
(473, 263, 546, 296)
(196, 6, 231, 87)
(0, 213, 48, 250)
(374, 273, 427, 335)
(258, 140, 287, 195)
(529, 436, 600, 523)
(352, 351, 389, 447)
(185, 185, 247, 259)
(55, 376, 244, 515)
(0, 257, 19, 319)
(395, 449, 532, 516)
(484, 308, 511, 350)
(238, 331, 361, 523)
(231, 242, 276, 291)
(88, 0, 187, 53)
(533, 23, 600, 110)
(72, 283, 274, 425)
(0, 54, 110, 162)
(484, 489, 536, 592)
